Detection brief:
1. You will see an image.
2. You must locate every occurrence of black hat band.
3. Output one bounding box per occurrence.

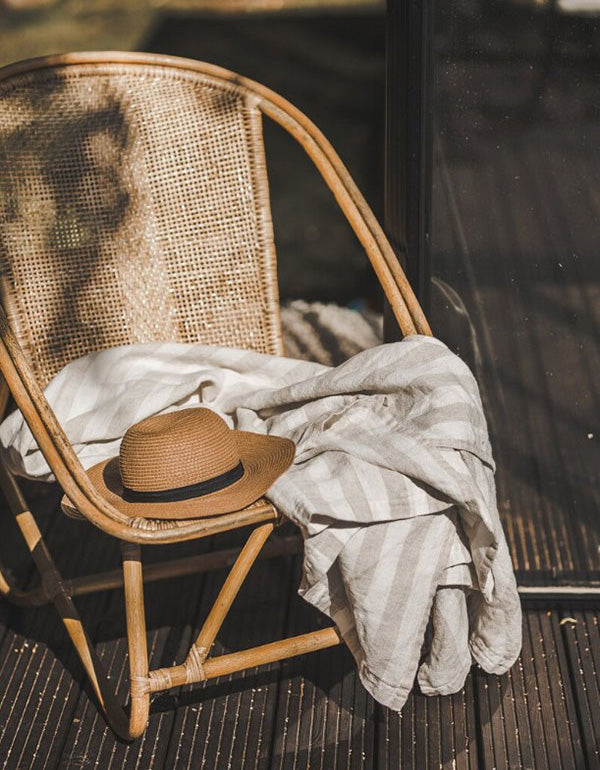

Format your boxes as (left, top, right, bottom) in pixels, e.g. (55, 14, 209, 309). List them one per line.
(122, 461, 244, 503)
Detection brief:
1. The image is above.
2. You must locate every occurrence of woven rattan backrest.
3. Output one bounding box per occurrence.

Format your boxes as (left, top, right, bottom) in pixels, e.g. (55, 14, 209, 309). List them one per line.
(0, 61, 281, 387)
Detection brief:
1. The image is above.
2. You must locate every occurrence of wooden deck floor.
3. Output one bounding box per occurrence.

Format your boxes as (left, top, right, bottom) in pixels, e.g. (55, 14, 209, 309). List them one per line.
(0, 491, 599, 770)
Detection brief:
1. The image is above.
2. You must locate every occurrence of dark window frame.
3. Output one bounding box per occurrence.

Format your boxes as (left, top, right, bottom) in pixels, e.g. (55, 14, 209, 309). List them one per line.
(384, 0, 434, 340)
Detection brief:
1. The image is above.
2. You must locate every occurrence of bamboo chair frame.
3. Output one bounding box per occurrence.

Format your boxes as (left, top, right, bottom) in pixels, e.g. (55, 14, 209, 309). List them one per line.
(0, 52, 431, 740)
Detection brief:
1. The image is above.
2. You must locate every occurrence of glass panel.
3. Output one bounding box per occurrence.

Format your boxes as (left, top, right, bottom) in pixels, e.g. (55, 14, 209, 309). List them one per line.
(432, 0, 600, 582)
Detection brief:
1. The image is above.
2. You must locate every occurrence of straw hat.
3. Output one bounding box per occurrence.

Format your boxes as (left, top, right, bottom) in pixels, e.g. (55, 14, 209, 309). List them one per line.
(85, 408, 295, 520)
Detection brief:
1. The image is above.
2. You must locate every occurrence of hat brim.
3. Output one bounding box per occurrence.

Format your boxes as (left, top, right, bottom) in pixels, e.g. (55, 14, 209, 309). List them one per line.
(79, 431, 295, 520)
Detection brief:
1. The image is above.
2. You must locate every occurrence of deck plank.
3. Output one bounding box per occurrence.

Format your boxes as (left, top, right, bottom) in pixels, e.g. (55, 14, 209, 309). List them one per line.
(268, 558, 375, 770)
(560, 610, 600, 768)
(472, 609, 587, 770)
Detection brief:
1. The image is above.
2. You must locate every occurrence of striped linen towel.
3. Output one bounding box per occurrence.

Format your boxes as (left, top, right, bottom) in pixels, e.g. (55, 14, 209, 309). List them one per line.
(0, 335, 522, 710)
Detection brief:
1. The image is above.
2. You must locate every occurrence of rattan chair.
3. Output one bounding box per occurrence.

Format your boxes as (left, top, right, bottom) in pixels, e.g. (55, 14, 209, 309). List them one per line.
(0, 52, 431, 739)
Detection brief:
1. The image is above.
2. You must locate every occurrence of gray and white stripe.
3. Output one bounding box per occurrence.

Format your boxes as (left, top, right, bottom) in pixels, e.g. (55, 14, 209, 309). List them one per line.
(0, 331, 521, 711)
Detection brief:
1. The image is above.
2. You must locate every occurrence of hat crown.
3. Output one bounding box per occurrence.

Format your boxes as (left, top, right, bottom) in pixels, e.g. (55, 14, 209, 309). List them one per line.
(119, 408, 240, 493)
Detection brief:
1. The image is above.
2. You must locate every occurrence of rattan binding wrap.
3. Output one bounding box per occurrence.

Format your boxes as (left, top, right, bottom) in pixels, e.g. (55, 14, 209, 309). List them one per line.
(0, 63, 282, 387)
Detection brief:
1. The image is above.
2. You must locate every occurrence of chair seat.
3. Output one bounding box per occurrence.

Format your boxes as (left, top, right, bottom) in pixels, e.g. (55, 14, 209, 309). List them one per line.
(60, 493, 279, 541)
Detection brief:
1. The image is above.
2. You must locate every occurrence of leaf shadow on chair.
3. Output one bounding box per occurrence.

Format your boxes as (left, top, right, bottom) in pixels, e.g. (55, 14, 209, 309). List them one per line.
(0, 68, 136, 386)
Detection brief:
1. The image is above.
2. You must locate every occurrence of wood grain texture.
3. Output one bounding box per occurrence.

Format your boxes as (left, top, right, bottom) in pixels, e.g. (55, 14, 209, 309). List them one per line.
(2, 499, 599, 769)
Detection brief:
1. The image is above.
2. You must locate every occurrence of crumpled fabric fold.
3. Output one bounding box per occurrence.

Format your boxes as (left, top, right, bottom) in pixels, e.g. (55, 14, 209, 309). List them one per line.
(0, 335, 522, 709)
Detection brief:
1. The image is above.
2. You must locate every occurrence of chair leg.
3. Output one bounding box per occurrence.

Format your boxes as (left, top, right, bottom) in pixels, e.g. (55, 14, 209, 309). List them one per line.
(0, 462, 149, 740)
(0, 468, 60, 607)
(121, 543, 150, 739)
(147, 522, 275, 690)
(191, 522, 274, 665)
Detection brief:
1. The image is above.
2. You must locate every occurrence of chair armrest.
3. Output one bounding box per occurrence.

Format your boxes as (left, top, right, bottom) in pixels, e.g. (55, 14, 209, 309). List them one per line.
(0, 305, 135, 536)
